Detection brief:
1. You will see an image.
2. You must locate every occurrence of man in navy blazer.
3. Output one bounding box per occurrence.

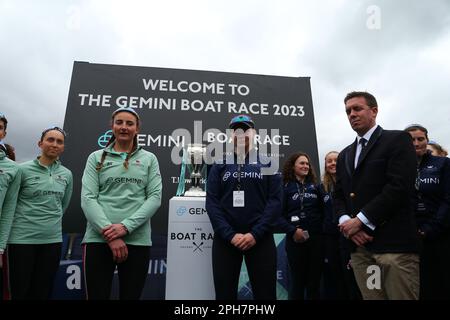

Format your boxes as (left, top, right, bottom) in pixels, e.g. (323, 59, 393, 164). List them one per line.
(334, 91, 420, 300)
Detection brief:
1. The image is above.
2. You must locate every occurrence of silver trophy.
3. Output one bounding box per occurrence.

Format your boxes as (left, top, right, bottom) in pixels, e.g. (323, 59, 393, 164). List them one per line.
(176, 143, 207, 197)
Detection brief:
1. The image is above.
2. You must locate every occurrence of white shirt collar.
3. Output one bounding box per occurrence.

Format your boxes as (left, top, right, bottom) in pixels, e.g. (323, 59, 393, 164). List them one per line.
(357, 124, 378, 144)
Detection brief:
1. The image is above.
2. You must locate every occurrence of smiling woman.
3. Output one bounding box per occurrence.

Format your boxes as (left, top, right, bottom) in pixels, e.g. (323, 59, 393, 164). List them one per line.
(5, 126, 73, 300)
(277, 152, 324, 300)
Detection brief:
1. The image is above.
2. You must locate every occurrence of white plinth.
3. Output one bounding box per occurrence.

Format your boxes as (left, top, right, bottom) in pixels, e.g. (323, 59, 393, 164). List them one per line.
(165, 196, 215, 300)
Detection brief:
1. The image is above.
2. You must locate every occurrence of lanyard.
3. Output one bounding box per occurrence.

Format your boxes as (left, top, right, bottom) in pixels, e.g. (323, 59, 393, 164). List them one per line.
(415, 166, 423, 200)
(415, 167, 421, 190)
(237, 164, 242, 191)
(296, 182, 306, 211)
(415, 158, 423, 198)
(236, 154, 247, 191)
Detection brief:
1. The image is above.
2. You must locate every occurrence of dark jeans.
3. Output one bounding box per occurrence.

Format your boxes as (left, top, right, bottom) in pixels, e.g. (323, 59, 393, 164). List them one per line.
(285, 234, 323, 300)
(7, 243, 62, 300)
(83, 243, 150, 300)
(212, 234, 277, 300)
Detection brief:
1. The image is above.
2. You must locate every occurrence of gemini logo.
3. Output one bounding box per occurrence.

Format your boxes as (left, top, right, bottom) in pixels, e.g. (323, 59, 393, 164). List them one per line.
(222, 171, 231, 181)
(98, 130, 113, 148)
(176, 206, 187, 216)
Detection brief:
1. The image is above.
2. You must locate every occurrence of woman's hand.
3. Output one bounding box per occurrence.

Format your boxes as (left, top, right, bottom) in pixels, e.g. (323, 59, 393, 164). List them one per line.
(235, 233, 256, 251)
(107, 238, 128, 263)
(102, 223, 128, 242)
(231, 233, 245, 247)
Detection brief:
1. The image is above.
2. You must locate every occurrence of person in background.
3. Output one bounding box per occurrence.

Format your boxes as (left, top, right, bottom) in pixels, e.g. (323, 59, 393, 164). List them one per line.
(405, 124, 450, 299)
(81, 107, 162, 300)
(0, 113, 21, 300)
(427, 140, 448, 158)
(321, 151, 361, 300)
(6, 126, 73, 299)
(0, 113, 15, 161)
(321, 151, 345, 299)
(277, 152, 324, 300)
(206, 114, 282, 300)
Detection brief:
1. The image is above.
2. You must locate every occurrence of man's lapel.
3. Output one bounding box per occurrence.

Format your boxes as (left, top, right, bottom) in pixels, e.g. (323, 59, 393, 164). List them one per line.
(345, 138, 357, 177)
(355, 125, 383, 170)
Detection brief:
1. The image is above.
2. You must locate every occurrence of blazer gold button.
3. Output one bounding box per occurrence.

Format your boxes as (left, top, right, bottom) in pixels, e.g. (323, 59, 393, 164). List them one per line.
(350, 192, 356, 198)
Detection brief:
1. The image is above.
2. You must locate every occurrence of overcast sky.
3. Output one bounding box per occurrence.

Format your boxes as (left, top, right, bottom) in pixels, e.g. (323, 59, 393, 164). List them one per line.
(1, 0, 449, 170)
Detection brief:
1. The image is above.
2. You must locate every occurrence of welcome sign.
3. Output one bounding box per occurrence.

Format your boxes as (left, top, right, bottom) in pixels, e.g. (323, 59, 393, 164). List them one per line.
(62, 61, 319, 237)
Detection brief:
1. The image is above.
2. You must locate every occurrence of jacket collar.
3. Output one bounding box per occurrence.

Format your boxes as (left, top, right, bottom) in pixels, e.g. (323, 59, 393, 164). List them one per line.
(345, 125, 383, 176)
(33, 156, 61, 169)
(104, 141, 142, 157)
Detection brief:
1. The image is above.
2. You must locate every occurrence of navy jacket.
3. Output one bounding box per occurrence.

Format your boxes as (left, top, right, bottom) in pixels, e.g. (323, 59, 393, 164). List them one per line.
(205, 153, 282, 242)
(278, 180, 324, 236)
(334, 126, 419, 253)
(413, 152, 450, 240)
(320, 183, 340, 236)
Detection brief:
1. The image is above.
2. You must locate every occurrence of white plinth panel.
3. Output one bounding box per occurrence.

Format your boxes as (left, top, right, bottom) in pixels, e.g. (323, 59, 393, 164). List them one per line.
(165, 196, 215, 300)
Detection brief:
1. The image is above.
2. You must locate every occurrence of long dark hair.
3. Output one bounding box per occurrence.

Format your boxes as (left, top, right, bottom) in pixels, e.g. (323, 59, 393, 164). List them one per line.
(96, 111, 140, 172)
(282, 152, 317, 185)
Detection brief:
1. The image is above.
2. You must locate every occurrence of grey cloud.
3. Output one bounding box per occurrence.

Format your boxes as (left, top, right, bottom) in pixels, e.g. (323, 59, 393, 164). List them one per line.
(299, 0, 450, 170)
(1, 0, 449, 169)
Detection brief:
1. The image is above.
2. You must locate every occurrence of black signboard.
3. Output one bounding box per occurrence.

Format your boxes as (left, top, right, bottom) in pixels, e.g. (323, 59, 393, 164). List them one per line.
(62, 61, 319, 235)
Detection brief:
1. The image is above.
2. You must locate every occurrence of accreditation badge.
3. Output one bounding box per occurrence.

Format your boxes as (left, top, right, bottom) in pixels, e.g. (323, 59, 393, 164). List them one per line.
(233, 191, 245, 207)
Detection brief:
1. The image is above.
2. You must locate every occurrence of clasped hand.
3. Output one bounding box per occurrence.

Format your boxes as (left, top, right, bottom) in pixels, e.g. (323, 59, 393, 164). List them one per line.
(339, 218, 373, 246)
(231, 233, 256, 251)
(102, 224, 129, 263)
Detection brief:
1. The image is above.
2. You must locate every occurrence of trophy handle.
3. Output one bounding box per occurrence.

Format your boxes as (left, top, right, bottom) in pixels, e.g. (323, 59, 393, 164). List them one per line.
(175, 148, 187, 196)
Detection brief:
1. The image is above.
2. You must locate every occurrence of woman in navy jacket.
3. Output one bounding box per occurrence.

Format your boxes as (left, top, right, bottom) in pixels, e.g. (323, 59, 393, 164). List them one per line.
(206, 115, 282, 300)
(321, 151, 346, 299)
(278, 152, 323, 300)
(405, 124, 450, 299)
(321, 151, 361, 300)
